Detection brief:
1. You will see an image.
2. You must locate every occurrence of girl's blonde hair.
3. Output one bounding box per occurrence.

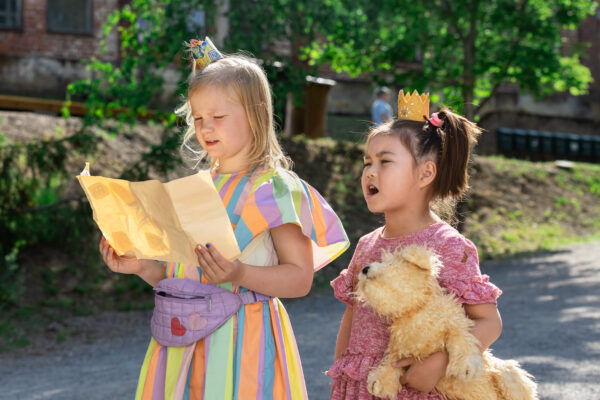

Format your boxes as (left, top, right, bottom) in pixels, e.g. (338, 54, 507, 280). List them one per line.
(366, 107, 482, 201)
(177, 54, 290, 170)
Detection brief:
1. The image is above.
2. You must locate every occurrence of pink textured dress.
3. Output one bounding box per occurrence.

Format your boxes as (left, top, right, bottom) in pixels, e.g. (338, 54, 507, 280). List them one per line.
(327, 221, 502, 400)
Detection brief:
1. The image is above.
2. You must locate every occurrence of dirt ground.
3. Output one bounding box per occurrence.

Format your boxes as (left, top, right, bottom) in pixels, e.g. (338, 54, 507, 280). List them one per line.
(1, 240, 600, 400)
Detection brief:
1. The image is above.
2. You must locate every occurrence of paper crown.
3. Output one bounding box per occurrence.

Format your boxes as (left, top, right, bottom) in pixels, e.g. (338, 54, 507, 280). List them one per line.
(397, 90, 430, 122)
(190, 37, 223, 71)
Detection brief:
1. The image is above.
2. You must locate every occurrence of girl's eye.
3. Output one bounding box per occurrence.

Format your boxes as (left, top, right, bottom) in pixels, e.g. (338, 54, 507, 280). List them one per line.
(214, 115, 225, 119)
(363, 162, 371, 168)
(381, 160, 390, 164)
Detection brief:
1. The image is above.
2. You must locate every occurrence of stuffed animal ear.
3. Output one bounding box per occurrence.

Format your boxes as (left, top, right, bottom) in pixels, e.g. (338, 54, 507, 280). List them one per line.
(400, 245, 438, 271)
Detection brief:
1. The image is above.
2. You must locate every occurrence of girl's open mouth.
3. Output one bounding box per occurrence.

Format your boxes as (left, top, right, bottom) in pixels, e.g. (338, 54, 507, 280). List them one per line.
(366, 184, 379, 196)
(205, 140, 219, 147)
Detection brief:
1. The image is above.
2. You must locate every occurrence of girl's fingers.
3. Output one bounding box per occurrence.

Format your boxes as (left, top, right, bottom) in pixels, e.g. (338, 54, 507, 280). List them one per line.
(393, 357, 415, 368)
(195, 246, 212, 266)
(206, 244, 234, 277)
(195, 247, 217, 282)
(197, 245, 224, 273)
(205, 244, 223, 261)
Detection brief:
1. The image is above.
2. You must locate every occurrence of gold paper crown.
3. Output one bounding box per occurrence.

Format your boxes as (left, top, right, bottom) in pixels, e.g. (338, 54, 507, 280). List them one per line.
(397, 90, 430, 122)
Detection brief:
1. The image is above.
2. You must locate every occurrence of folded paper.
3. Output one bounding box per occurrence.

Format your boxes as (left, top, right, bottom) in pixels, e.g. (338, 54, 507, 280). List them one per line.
(78, 168, 241, 265)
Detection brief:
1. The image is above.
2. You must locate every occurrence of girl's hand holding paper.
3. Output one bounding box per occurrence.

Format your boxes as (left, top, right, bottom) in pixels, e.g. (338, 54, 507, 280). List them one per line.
(78, 168, 241, 267)
(195, 243, 245, 285)
(99, 236, 143, 275)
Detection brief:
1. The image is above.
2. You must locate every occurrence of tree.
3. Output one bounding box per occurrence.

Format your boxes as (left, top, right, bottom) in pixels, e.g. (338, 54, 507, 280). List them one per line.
(67, 0, 217, 125)
(226, 0, 344, 126)
(310, 0, 597, 120)
(67, 0, 337, 133)
(68, 0, 597, 124)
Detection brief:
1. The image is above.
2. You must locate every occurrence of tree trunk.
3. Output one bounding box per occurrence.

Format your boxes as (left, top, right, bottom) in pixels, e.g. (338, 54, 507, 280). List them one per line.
(462, 0, 480, 121)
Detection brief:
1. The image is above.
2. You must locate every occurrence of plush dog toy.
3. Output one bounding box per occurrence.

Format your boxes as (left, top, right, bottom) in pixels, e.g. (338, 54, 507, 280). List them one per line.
(355, 245, 538, 400)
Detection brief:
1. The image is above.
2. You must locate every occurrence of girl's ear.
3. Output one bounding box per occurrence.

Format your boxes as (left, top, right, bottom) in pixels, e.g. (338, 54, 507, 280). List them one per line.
(418, 160, 437, 189)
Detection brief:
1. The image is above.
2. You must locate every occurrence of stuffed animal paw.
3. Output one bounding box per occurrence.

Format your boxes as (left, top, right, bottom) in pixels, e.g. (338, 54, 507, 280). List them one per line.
(367, 364, 402, 399)
(447, 353, 484, 381)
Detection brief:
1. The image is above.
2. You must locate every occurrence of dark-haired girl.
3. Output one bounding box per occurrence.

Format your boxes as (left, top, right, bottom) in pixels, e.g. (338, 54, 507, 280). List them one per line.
(327, 105, 503, 400)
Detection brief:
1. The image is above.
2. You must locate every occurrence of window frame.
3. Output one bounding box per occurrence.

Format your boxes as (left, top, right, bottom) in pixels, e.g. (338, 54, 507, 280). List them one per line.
(46, 0, 94, 36)
(0, 0, 23, 31)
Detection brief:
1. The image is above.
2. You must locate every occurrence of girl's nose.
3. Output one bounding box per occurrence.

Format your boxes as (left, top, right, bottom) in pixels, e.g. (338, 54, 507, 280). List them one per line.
(200, 122, 213, 133)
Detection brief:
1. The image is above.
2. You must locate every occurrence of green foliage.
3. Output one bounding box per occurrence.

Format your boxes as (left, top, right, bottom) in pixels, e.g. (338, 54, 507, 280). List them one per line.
(66, 0, 597, 124)
(309, 0, 596, 118)
(226, 0, 345, 119)
(0, 127, 100, 310)
(589, 176, 600, 196)
(0, 241, 25, 310)
(66, 0, 217, 126)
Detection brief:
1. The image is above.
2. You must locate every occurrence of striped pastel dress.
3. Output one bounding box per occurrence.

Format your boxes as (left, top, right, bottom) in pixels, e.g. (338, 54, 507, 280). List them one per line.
(135, 167, 349, 400)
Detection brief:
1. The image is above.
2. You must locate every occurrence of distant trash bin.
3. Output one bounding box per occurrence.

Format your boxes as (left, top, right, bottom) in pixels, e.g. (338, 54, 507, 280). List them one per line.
(513, 129, 528, 152)
(579, 135, 593, 159)
(539, 131, 554, 154)
(497, 128, 513, 152)
(527, 130, 541, 153)
(567, 134, 580, 157)
(592, 136, 600, 162)
(554, 133, 569, 155)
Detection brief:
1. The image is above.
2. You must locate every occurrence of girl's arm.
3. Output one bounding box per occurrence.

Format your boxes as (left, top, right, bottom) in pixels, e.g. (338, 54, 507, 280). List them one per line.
(330, 305, 353, 399)
(99, 237, 165, 287)
(195, 223, 314, 298)
(396, 303, 502, 394)
(334, 305, 353, 361)
(463, 302, 503, 350)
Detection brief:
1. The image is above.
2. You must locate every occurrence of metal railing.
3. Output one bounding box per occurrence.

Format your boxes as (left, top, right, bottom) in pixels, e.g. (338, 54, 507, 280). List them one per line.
(497, 128, 600, 162)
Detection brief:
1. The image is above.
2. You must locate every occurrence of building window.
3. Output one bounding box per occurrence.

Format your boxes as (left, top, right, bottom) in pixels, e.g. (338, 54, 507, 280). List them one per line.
(47, 0, 93, 35)
(0, 0, 22, 29)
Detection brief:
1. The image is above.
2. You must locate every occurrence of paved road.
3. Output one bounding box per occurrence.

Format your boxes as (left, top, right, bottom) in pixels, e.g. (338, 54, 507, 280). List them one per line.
(1, 241, 599, 399)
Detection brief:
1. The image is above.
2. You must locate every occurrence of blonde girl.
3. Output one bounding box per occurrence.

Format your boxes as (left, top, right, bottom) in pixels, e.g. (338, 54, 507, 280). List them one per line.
(100, 43, 349, 400)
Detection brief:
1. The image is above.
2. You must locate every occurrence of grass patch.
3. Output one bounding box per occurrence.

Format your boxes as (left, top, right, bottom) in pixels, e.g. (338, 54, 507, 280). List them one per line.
(474, 222, 590, 259)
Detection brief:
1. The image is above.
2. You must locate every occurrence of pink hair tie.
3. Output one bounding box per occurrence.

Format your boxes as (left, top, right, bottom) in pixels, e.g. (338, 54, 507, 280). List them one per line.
(429, 112, 443, 127)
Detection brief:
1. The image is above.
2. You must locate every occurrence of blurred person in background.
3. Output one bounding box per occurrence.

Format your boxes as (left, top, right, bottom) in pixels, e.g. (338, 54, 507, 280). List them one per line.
(371, 87, 393, 126)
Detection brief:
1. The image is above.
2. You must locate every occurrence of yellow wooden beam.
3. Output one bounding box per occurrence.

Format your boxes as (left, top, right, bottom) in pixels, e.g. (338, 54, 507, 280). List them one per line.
(0, 94, 87, 116)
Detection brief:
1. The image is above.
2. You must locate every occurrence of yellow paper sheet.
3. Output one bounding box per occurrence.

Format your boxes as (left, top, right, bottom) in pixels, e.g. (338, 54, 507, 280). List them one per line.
(77, 170, 241, 265)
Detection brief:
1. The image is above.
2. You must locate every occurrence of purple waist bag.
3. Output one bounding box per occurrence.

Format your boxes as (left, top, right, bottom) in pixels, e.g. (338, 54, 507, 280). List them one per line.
(151, 278, 272, 347)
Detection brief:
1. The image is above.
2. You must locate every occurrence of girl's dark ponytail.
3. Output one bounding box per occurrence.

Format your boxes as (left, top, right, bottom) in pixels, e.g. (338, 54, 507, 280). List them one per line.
(429, 108, 481, 200)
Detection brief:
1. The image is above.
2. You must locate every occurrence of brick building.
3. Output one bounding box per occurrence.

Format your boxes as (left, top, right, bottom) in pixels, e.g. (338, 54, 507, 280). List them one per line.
(0, 0, 122, 99)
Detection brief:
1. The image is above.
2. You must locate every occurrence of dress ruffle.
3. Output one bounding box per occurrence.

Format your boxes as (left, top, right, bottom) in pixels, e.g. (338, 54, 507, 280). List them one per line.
(327, 350, 381, 381)
(331, 268, 354, 306)
(327, 351, 445, 400)
(443, 275, 502, 304)
(217, 167, 349, 270)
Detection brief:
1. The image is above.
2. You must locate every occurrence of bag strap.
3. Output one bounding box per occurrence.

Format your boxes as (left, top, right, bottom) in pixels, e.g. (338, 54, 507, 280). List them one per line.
(238, 290, 272, 304)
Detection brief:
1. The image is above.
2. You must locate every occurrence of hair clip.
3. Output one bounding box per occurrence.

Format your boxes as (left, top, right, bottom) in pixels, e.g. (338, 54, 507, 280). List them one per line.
(190, 37, 223, 71)
(428, 112, 443, 128)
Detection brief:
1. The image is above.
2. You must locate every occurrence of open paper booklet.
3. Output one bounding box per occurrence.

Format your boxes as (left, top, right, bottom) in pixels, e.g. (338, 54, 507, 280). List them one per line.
(77, 164, 241, 265)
